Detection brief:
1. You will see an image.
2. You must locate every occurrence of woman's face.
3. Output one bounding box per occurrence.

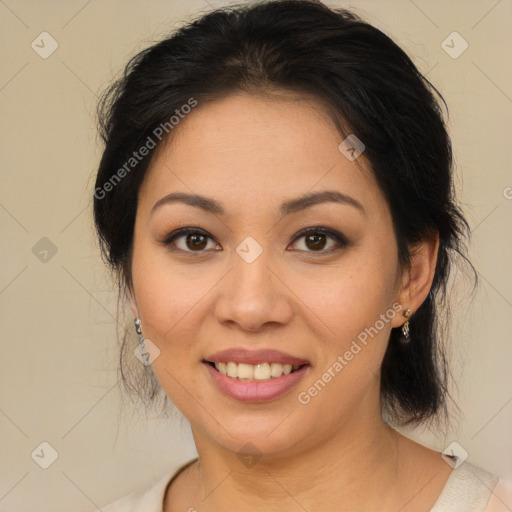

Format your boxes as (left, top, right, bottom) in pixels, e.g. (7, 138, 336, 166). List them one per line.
(129, 91, 407, 458)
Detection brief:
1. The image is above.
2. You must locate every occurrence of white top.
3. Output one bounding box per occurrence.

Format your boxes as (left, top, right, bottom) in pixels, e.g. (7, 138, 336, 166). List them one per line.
(101, 458, 499, 511)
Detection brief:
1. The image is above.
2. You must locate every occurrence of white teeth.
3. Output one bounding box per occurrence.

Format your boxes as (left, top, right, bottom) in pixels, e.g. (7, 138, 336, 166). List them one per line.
(237, 363, 254, 380)
(226, 361, 238, 379)
(217, 362, 227, 375)
(213, 361, 302, 380)
(270, 362, 283, 378)
(253, 363, 271, 380)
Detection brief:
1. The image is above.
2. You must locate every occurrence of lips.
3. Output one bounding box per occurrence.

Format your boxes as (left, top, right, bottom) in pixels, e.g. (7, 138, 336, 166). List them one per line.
(203, 348, 311, 402)
(204, 348, 309, 366)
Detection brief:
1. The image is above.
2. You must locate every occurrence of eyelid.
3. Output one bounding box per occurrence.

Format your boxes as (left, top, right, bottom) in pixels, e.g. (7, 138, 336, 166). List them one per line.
(290, 226, 349, 251)
(160, 227, 220, 251)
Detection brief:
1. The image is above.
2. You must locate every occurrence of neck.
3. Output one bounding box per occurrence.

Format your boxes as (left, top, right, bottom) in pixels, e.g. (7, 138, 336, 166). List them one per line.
(186, 409, 403, 510)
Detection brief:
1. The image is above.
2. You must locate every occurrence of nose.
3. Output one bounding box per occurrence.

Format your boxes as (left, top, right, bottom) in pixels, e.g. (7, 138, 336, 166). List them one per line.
(214, 244, 294, 333)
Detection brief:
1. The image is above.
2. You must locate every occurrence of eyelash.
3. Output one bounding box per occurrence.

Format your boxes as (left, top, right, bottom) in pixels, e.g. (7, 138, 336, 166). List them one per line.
(160, 226, 349, 256)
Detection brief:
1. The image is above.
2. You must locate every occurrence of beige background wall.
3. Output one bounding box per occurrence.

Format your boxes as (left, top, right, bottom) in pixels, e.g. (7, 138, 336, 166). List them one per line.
(1, 1, 511, 510)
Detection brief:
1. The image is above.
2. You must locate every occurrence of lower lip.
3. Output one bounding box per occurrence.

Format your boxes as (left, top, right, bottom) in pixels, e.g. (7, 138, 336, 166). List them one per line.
(204, 363, 309, 403)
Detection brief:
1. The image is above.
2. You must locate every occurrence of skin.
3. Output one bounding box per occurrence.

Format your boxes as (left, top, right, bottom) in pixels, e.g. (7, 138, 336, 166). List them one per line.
(127, 90, 452, 511)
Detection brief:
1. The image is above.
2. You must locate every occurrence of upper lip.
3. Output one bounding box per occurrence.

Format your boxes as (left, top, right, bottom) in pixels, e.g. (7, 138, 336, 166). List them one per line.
(204, 348, 309, 366)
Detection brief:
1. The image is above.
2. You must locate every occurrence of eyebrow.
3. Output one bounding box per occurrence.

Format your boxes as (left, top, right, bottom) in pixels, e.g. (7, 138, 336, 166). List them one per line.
(151, 190, 365, 217)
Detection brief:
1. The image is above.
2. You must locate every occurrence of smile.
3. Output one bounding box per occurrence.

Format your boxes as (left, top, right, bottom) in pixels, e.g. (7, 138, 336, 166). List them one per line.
(209, 361, 304, 381)
(203, 360, 310, 402)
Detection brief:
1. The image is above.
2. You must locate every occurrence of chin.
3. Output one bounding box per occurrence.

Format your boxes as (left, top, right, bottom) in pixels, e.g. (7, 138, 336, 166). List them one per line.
(192, 404, 318, 462)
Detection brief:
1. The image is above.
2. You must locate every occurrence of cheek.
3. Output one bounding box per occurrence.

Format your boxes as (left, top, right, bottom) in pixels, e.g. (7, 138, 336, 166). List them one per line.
(130, 239, 215, 344)
(296, 249, 398, 338)
(295, 247, 400, 405)
(131, 247, 209, 410)
(295, 269, 397, 418)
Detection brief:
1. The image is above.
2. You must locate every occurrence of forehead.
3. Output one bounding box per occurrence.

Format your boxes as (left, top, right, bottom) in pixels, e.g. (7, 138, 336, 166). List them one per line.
(139, 91, 384, 218)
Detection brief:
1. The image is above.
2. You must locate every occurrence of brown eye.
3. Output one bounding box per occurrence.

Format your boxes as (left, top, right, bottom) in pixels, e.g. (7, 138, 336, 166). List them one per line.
(162, 227, 220, 253)
(186, 233, 208, 250)
(305, 232, 327, 251)
(290, 227, 348, 255)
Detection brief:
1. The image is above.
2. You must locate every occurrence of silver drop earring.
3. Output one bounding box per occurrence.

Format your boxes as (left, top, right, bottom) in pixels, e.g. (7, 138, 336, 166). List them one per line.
(134, 318, 145, 346)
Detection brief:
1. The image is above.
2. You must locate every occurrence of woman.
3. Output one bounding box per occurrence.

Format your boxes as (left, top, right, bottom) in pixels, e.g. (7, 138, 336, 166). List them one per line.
(93, 1, 501, 510)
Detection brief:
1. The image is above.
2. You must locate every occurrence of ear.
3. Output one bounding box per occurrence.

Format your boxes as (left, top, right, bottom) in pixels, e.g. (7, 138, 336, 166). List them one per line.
(391, 231, 440, 329)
